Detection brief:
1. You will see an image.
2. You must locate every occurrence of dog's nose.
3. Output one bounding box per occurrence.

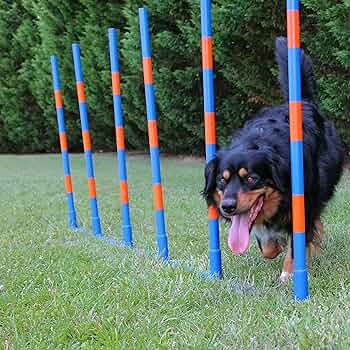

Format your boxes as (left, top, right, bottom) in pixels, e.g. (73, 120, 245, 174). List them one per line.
(221, 198, 237, 214)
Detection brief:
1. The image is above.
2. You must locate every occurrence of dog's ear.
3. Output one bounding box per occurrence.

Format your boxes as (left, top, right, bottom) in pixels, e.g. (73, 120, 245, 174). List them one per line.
(203, 157, 218, 204)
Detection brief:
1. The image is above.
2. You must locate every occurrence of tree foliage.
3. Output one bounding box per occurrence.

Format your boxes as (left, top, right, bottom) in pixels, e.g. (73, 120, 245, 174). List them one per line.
(0, 0, 349, 153)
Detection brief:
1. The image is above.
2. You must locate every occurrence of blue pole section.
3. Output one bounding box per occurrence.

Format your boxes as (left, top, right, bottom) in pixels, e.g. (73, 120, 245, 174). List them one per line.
(72, 43, 102, 237)
(139, 7, 169, 261)
(287, 0, 308, 300)
(108, 28, 133, 247)
(200, 0, 222, 278)
(50, 55, 78, 229)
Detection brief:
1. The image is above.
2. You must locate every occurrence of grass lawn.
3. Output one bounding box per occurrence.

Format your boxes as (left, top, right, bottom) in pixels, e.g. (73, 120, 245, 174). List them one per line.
(0, 153, 349, 349)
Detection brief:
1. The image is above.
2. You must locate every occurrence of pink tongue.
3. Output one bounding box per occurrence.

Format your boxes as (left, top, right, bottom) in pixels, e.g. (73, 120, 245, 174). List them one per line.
(228, 212, 250, 255)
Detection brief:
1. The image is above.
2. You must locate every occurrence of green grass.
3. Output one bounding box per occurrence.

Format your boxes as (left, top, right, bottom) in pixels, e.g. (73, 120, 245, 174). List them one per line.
(0, 154, 349, 349)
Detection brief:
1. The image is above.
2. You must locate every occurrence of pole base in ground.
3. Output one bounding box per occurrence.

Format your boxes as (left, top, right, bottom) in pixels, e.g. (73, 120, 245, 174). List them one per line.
(91, 216, 102, 236)
(157, 234, 169, 261)
(72, 227, 87, 233)
(66, 194, 78, 229)
(122, 225, 133, 247)
(68, 212, 78, 229)
(69, 222, 79, 230)
(100, 236, 119, 245)
(208, 248, 223, 278)
(293, 269, 309, 301)
(201, 271, 223, 279)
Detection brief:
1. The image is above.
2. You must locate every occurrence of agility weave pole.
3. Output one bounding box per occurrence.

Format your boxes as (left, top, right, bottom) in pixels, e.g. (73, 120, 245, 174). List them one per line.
(72, 43, 102, 237)
(200, 0, 222, 278)
(50, 11, 169, 257)
(108, 28, 133, 247)
(50, 5, 218, 273)
(50, 55, 79, 230)
(287, 0, 309, 300)
(50, 4, 306, 298)
(139, 7, 169, 261)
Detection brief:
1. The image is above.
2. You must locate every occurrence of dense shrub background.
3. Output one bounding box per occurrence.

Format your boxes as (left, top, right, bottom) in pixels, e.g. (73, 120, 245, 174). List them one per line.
(0, 0, 349, 154)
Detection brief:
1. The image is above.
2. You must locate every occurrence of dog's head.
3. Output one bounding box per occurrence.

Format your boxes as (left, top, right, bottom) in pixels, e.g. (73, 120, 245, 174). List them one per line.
(203, 147, 287, 258)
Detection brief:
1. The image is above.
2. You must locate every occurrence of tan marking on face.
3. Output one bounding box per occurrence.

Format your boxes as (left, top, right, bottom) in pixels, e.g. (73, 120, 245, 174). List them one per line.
(222, 170, 231, 180)
(223, 185, 280, 221)
(236, 188, 266, 213)
(238, 168, 248, 178)
(255, 187, 282, 224)
(212, 190, 221, 206)
(263, 186, 275, 198)
(211, 189, 224, 209)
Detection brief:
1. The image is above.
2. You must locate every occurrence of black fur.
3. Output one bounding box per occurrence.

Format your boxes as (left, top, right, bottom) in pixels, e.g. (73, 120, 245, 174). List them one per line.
(203, 37, 344, 245)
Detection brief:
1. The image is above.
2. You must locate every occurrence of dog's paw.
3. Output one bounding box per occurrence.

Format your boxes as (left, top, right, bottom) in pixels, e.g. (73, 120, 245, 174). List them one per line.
(279, 271, 292, 282)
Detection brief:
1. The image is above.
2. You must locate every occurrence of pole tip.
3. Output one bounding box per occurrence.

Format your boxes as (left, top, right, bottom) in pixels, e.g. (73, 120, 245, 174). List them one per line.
(139, 7, 147, 16)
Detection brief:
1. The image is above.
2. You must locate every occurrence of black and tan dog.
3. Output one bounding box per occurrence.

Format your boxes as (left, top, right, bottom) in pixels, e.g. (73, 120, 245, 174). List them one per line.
(203, 37, 344, 281)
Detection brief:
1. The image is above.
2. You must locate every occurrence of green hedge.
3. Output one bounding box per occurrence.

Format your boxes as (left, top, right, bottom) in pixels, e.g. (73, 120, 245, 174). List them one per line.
(0, 0, 349, 154)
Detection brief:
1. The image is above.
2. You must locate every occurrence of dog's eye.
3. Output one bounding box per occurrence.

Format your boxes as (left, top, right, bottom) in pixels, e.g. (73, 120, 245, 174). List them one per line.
(246, 176, 256, 185)
(217, 177, 227, 188)
(219, 178, 227, 185)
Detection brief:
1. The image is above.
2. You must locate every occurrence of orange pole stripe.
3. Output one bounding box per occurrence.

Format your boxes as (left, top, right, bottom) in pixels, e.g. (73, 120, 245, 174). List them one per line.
(148, 120, 159, 148)
(205, 112, 216, 144)
(287, 10, 300, 48)
(208, 205, 219, 219)
(153, 183, 164, 210)
(292, 194, 305, 232)
(65, 175, 73, 193)
(54, 90, 63, 108)
(112, 72, 121, 95)
(59, 132, 68, 151)
(119, 181, 129, 204)
(289, 101, 303, 141)
(82, 130, 91, 151)
(115, 126, 125, 150)
(76, 81, 86, 102)
(88, 177, 97, 198)
(143, 57, 153, 84)
(201, 37, 213, 69)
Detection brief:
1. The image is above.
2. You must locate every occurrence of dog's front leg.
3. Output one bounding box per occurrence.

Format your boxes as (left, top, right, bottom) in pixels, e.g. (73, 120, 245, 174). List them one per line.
(280, 237, 293, 282)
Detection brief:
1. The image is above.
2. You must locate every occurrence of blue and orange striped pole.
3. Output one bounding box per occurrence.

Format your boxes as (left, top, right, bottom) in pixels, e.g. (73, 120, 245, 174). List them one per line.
(287, 0, 308, 300)
(50, 55, 78, 229)
(72, 43, 102, 237)
(139, 7, 169, 261)
(108, 28, 133, 247)
(200, 0, 222, 278)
